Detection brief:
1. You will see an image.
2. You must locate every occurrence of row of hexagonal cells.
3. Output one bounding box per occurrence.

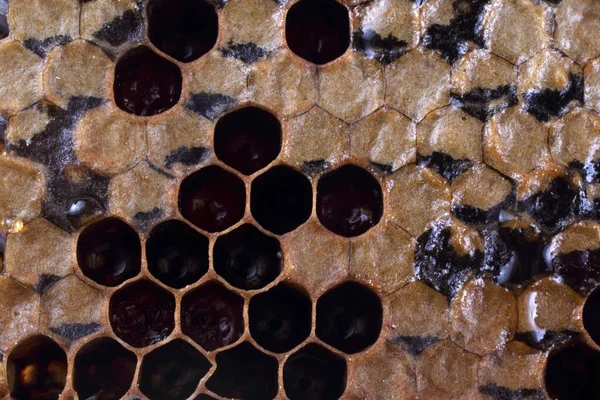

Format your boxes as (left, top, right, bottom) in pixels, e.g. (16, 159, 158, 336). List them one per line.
(7, 280, 381, 400)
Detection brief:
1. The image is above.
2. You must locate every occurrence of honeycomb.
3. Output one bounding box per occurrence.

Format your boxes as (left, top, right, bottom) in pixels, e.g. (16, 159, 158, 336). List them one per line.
(1, 0, 600, 399)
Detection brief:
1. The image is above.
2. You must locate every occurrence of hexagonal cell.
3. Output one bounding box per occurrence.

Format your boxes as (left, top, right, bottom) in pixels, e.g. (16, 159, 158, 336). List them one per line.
(146, 220, 209, 289)
(385, 47, 451, 121)
(0, 157, 44, 225)
(283, 343, 347, 400)
(147, 0, 218, 62)
(139, 339, 211, 400)
(545, 342, 600, 399)
(450, 50, 518, 121)
(316, 281, 382, 354)
(206, 342, 279, 399)
(251, 166, 312, 235)
(213, 224, 283, 290)
(0, 276, 40, 351)
(181, 282, 244, 351)
(350, 108, 416, 173)
(214, 106, 281, 175)
(178, 165, 246, 233)
(76, 217, 141, 287)
(584, 289, 600, 347)
(555, 0, 600, 64)
(7, 335, 67, 400)
(73, 337, 137, 400)
(109, 279, 175, 348)
(316, 164, 383, 237)
(249, 283, 312, 353)
(113, 46, 182, 116)
(285, 0, 350, 65)
(0, 41, 43, 115)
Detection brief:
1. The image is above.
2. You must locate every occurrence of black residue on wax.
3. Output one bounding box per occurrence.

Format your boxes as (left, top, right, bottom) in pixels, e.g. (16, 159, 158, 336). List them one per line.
(479, 383, 546, 400)
(33, 274, 62, 295)
(50, 323, 102, 341)
(93, 10, 144, 47)
(220, 42, 268, 65)
(417, 152, 473, 181)
(352, 29, 408, 65)
(451, 85, 518, 121)
(523, 74, 584, 122)
(165, 146, 209, 169)
(23, 35, 72, 57)
(186, 92, 236, 121)
(389, 336, 439, 356)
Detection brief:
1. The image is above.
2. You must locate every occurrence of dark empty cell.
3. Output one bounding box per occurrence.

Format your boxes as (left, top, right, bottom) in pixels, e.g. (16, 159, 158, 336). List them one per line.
(7, 335, 67, 400)
(251, 166, 313, 235)
(76, 217, 141, 287)
(352, 29, 408, 65)
(286, 0, 350, 64)
(316, 281, 382, 354)
(317, 164, 383, 237)
(147, 0, 218, 62)
(283, 343, 347, 400)
(584, 289, 600, 347)
(178, 165, 246, 232)
(113, 46, 182, 116)
(214, 107, 281, 175)
(545, 342, 600, 400)
(417, 152, 473, 180)
(109, 280, 175, 348)
(0, 231, 5, 270)
(146, 220, 209, 288)
(206, 342, 278, 400)
(249, 283, 312, 353)
(0, 0, 8, 39)
(181, 282, 244, 351)
(552, 248, 600, 296)
(523, 74, 584, 122)
(214, 224, 283, 290)
(73, 337, 136, 400)
(519, 177, 579, 232)
(139, 340, 211, 400)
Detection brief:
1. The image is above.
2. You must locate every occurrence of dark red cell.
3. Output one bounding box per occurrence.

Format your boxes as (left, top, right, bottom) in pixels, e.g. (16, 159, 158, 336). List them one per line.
(73, 337, 137, 400)
(545, 342, 600, 400)
(77, 217, 141, 287)
(584, 289, 600, 347)
(317, 164, 383, 237)
(178, 166, 246, 233)
(7, 335, 67, 400)
(286, 0, 350, 64)
(109, 280, 175, 348)
(114, 46, 182, 116)
(147, 0, 218, 62)
(214, 107, 281, 175)
(181, 282, 244, 351)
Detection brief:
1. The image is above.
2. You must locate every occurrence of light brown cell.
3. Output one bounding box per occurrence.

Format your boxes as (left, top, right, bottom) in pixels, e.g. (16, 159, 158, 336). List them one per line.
(0, 41, 43, 115)
(108, 162, 178, 230)
(318, 53, 384, 123)
(451, 164, 512, 211)
(416, 340, 480, 400)
(5, 218, 75, 288)
(555, 0, 600, 64)
(386, 47, 451, 121)
(516, 162, 568, 201)
(73, 105, 147, 175)
(451, 279, 517, 355)
(549, 108, 600, 169)
(0, 157, 44, 223)
(5, 106, 51, 145)
(518, 49, 582, 96)
(0, 276, 40, 352)
(283, 221, 349, 297)
(483, 0, 550, 65)
(585, 58, 600, 113)
(350, 222, 415, 296)
(44, 40, 113, 108)
(347, 341, 417, 400)
(452, 49, 517, 94)
(8, 0, 79, 43)
(484, 106, 549, 179)
(350, 107, 416, 172)
(281, 106, 348, 173)
(248, 48, 318, 117)
(386, 165, 451, 236)
(40, 275, 104, 341)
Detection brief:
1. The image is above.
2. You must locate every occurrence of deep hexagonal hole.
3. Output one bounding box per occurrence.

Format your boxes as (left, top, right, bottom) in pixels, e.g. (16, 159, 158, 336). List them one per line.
(283, 343, 347, 400)
(317, 164, 383, 237)
(7, 335, 67, 400)
(73, 337, 137, 400)
(147, 0, 218, 62)
(114, 45, 182, 116)
(545, 342, 600, 399)
(178, 165, 246, 233)
(146, 220, 209, 289)
(139, 339, 211, 400)
(109, 279, 175, 348)
(249, 283, 312, 353)
(77, 217, 141, 287)
(316, 281, 382, 354)
(285, 0, 350, 65)
(251, 166, 313, 235)
(584, 289, 600, 347)
(206, 342, 279, 399)
(214, 224, 283, 290)
(214, 107, 282, 175)
(181, 282, 244, 351)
